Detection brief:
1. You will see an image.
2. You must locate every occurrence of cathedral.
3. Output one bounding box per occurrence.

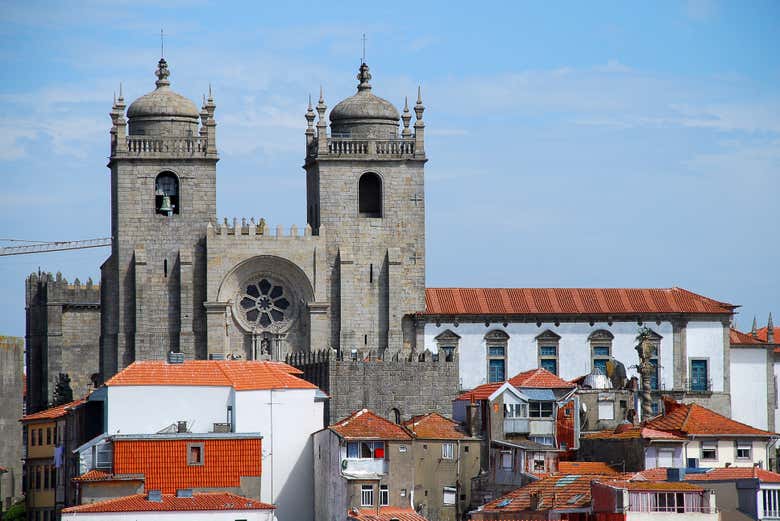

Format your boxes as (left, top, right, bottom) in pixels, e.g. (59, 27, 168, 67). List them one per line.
(27, 56, 769, 434)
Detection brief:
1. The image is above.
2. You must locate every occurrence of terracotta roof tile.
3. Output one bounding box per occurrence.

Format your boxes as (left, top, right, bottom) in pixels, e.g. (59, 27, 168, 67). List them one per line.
(104, 360, 317, 391)
(686, 467, 780, 483)
(598, 479, 703, 492)
(61, 492, 274, 513)
(557, 462, 619, 475)
(422, 287, 735, 316)
(21, 398, 87, 422)
(329, 409, 412, 441)
(455, 382, 502, 402)
(730, 328, 768, 346)
(113, 437, 262, 494)
(647, 399, 776, 437)
(508, 368, 576, 389)
(348, 507, 429, 521)
(479, 474, 597, 513)
(632, 468, 669, 481)
(583, 426, 686, 441)
(403, 413, 469, 440)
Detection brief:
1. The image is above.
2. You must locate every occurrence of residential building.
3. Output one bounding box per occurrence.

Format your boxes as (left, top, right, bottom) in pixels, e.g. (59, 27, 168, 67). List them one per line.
(421, 287, 736, 417)
(314, 409, 480, 521)
(0, 335, 24, 511)
(85, 357, 325, 521)
(646, 398, 777, 469)
(72, 433, 262, 503)
(314, 409, 415, 521)
(453, 368, 577, 503)
(580, 425, 688, 472)
(402, 413, 481, 521)
(470, 473, 718, 521)
(60, 491, 275, 520)
(573, 367, 638, 434)
(20, 397, 101, 521)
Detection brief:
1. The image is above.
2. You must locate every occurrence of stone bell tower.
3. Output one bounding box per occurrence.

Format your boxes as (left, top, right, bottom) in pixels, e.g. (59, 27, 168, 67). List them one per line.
(100, 58, 217, 378)
(303, 62, 427, 355)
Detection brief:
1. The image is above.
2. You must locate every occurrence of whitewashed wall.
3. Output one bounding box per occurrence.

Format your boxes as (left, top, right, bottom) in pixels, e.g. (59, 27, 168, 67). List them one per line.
(234, 389, 323, 521)
(730, 348, 769, 430)
(684, 439, 769, 468)
(105, 386, 233, 434)
(61, 509, 274, 520)
(774, 360, 780, 432)
(424, 321, 677, 390)
(687, 322, 726, 393)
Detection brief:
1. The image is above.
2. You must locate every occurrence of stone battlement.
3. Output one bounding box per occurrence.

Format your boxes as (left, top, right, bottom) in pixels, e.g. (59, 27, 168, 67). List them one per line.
(208, 218, 323, 239)
(26, 272, 100, 305)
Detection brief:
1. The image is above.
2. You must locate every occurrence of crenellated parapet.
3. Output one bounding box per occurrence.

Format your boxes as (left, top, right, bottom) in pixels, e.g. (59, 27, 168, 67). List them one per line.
(26, 271, 100, 307)
(208, 218, 323, 240)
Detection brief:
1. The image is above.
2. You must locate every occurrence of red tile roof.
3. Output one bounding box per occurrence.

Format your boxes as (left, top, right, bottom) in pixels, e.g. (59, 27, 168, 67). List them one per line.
(632, 468, 669, 481)
(583, 426, 686, 441)
(598, 479, 703, 492)
(113, 437, 262, 494)
(21, 398, 87, 422)
(686, 467, 780, 483)
(508, 368, 576, 389)
(478, 473, 598, 514)
(557, 462, 620, 475)
(104, 360, 316, 391)
(647, 399, 776, 437)
(329, 409, 412, 441)
(403, 413, 470, 440)
(730, 328, 768, 346)
(423, 287, 735, 316)
(61, 492, 274, 513)
(72, 470, 144, 483)
(348, 507, 429, 521)
(455, 382, 503, 402)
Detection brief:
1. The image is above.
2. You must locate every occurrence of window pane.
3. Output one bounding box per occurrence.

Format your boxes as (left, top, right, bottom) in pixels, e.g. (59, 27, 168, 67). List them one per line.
(540, 359, 557, 374)
(347, 442, 359, 459)
(594, 359, 608, 374)
(488, 346, 505, 357)
(594, 346, 610, 357)
(539, 345, 556, 356)
(691, 360, 708, 391)
(488, 359, 505, 383)
(361, 442, 373, 458)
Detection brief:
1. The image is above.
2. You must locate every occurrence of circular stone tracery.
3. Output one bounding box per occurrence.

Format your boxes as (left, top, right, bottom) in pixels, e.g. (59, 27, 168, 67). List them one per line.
(239, 278, 291, 328)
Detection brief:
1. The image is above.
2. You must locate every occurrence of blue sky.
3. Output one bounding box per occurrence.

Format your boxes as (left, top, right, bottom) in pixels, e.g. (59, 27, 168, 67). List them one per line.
(0, 0, 778, 337)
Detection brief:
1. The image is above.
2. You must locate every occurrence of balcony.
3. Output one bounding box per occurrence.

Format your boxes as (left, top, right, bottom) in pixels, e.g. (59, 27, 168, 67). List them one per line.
(341, 458, 388, 477)
(503, 418, 530, 434)
(685, 378, 713, 393)
(309, 136, 418, 159)
(529, 418, 555, 437)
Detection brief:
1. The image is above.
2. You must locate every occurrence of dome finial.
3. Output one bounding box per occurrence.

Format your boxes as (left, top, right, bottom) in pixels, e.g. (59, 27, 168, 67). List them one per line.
(357, 62, 372, 92)
(155, 58, 170, 89)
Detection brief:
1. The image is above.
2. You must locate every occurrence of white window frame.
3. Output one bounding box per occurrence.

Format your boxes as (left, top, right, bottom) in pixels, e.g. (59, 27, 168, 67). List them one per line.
(499, 450, 513, 470)
(442, 442, 454, 460)
(361, 484, 374, 506)
(598, 400, 615, 420)
(379, 485, 389, 506)
(700, 440, 717, 461)
(736, 440, 752, 460)
(443, 486, 457, 506)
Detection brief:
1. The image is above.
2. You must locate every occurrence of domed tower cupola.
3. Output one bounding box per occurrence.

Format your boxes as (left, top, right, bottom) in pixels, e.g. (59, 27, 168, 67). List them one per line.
(329, 62, 400, 139)
(126, 58, 200, 137)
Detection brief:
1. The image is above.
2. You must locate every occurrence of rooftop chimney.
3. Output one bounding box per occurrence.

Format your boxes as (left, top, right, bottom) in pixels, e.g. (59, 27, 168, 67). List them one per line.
(177, 421, 187, 433)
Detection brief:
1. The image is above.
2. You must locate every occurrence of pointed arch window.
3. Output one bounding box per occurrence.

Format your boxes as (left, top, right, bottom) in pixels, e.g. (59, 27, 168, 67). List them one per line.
(485, 330, 509, 383)
(155, 172, 179, 216)
(358, 172, 382, 218)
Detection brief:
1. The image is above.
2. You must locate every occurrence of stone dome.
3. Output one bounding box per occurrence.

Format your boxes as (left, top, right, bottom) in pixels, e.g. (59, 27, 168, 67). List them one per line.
(126, 59, 200, 137)
(329, 63, 399, 138)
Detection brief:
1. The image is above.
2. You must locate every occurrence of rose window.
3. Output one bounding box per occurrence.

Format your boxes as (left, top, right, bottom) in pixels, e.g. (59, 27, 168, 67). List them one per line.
(239, 278, 290, 328)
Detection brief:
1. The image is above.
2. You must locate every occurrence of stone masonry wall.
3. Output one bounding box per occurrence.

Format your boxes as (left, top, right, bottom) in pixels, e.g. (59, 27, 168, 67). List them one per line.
(288, 350, 458, 424)
(25, 272, 100, 413)
(0, 336, 24, 506)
